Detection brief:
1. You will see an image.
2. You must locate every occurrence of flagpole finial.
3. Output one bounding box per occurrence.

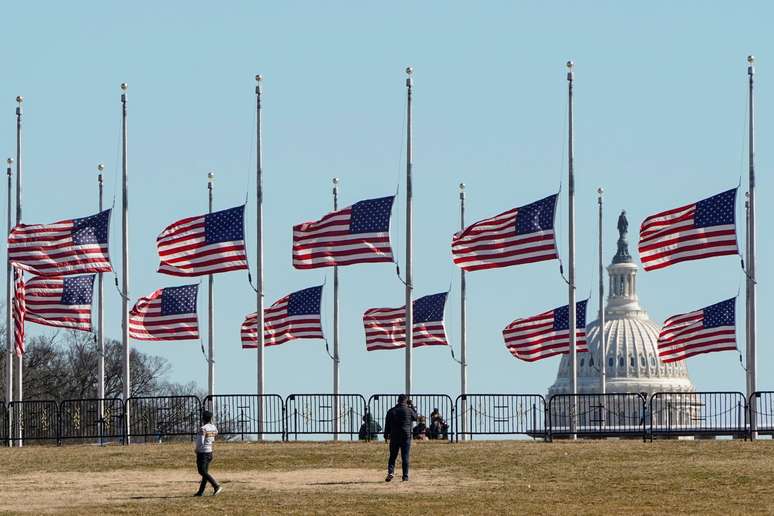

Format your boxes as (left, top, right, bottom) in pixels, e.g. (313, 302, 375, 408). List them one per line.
(566, 60, 574, 81)
(406, 66, 413, 87)
(15, 96, 23, 104)
(120, 83, 128, 91)
(597, 186, 604, 196)
(6, 158, 13, 166)
(208, 171, 215, 183)
(255, 74, 262, 82)
(97, 163, 104, 172)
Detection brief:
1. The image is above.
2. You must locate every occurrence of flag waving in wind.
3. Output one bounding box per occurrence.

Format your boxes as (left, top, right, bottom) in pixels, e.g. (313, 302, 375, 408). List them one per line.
(157, 205, 248, 277)
(25, 275, 94, 332)
(129, 284, 200, 341)
(242, 285, 324, 348)
(452, 194, 558, 272)
(8, 210, 112, 277)
(638, 188, 738, 271)
(363, 292, 449, 351)
(657, 298, 736, 362)
(503, 300, 588, 362)
(293, 196, 395, 269)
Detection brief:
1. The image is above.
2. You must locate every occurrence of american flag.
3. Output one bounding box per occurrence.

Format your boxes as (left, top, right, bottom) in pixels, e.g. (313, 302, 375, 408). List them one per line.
(452, 194, 558, 272)
(241, 285, 324, 348)
(25, 275, 94, 332)
(129, 284, 200, 341)
(363, 292, 448, 351)
(157, 205, 248, 277)
(12, 267, 25, 357)
(638, 188, 738, 272)
(8, 210, 112, 277)
(657, 298, 736, 363)
(292, 196, 394, 269)
(503, 300, 588, 362)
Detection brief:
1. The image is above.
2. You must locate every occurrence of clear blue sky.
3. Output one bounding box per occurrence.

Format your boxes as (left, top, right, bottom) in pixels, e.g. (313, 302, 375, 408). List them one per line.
(2, 1, 772, 397)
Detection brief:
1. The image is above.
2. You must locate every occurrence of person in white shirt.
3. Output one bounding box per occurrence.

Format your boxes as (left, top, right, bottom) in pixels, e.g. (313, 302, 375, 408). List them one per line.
(194, 410, 222, 496)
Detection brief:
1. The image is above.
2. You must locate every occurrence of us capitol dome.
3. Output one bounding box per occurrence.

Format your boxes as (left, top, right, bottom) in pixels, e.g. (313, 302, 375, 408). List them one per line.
(548, 210, 696, 398)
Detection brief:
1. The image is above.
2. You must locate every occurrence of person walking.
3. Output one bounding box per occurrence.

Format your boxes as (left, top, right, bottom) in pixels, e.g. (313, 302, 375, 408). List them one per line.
(194, 410, 223, 497)
(383, 394, 418, 482)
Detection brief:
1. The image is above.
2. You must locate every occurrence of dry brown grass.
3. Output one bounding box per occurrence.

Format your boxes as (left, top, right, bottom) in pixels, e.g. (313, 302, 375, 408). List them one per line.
(1, 439, 774, 514)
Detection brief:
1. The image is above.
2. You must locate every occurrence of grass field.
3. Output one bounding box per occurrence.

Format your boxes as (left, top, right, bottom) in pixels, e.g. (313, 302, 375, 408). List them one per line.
(1, 439, 774, 514)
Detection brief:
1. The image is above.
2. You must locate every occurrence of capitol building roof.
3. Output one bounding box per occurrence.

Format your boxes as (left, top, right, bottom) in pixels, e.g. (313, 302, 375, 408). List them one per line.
(548, 211, 695, 397)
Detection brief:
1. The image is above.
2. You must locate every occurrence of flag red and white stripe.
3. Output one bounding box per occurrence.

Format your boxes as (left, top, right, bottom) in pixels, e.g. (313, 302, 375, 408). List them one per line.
(129, 284, 200, 341)
(452, 194, 558, 272)
(363, 293, 449, 351)
(657, 298, 736, 362)
(241, 286, 324, 348)
(25, 275, 94, 332)
(12, 267, 25, 357)
(503, 300, 588, 362)
(8, 210, 112, 277)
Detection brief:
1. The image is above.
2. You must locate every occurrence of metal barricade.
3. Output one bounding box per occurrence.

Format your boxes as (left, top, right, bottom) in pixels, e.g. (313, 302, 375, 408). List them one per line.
(649, 391, 747, 439)
(368, 394, 454, 442)
(59, 398, 125, 444)
(0, 402, 7, 446)
(455, 394, 546, 441)
(285, 394, 366, 440)
(548, 393, 647, 440)
(749, 391, 774, 436)
(127, 396, 202, 443)
(203, 394, 285, 440)
(9, 400, 60, 445)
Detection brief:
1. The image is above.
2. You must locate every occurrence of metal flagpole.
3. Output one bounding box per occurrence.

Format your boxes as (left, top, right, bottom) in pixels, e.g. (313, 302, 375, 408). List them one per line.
(255, 75, 265, 437)
(746, 56, 757, 440)
(5, 157, 12, 444)
(598, 188, 605, 397)
(15, 96, 23, 447)
(97, 163, 105, 444)
(459, 183, 468, 440)
(120, 83, 130, 443)
(208, 172, 215, 404)
(566, 61, 577, 440)
(332, 177, 340, 440)
(404, 67, 414, 397)
(745, 193, 751, 398)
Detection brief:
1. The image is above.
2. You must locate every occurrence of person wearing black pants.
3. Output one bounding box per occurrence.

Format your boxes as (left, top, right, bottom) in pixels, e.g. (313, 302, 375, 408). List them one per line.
(383, 395, 418, 482)
(194, 410, 223, 497)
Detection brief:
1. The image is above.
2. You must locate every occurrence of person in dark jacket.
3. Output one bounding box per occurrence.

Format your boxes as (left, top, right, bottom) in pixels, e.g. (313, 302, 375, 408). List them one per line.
(358, 412, 382, 441)
(383, 394, 418, 482)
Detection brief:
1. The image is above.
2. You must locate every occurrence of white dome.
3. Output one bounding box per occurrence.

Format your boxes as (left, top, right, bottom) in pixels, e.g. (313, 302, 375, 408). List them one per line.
(548, 211, 696, 398)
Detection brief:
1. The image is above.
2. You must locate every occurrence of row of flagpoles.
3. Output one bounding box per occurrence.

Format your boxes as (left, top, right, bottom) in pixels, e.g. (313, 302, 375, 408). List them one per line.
(2, 57, 761, 443)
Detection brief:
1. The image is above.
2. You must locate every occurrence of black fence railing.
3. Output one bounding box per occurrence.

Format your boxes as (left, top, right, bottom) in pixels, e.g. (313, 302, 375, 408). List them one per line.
(549, 393, 647, 440)
(285, 394, 366, 440)
(649, 391, 747, 439)
(127, 396, 202, 443)
(455, 394, 547, 440)
(59, 398, 125, 444)
(203, 394, 285, 440)
(368, 394, 454, 442)
(2, 391, 771, 446)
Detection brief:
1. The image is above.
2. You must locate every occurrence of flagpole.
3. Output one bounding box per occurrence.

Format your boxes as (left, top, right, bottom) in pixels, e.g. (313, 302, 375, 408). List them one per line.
(207, 172, 215, 403)
(97, 163, 105, 443)
(15, 96, 23, 447)
(120, 83, 130, 443)
(745, 192, 751, 401)
(746, 55, 757, 440)
(597, 187, 605, 397)
(459, 182, 467, 441)
(566, 61, 577, 440)
(255, 75, 265, 437)
(332, 177, 340, 440)
(404, 66, 414, 397)
(5, 157, 12, 444)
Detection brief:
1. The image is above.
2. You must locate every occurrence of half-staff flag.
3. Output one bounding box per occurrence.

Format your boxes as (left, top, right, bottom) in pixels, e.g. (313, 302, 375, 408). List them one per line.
(157, 205, 248, 277)
(503, 300, 588, 362)
(292, 196, 395, 269)
(25, 275, 94, 332)
(129, 284, 200, 341)
(657, 298, 736, 362)
(242, 285, 324, 348)
(638, 188, 738, 271)
(8, 210, 112, 277)
(363, 292, 449, 351)
(12, 266, 25, 357)
(452, 194, 558, 272)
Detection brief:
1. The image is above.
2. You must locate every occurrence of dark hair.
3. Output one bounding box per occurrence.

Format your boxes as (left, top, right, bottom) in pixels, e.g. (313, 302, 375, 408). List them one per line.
(202, 410, 213, 424)
(397, 394, 408, 404)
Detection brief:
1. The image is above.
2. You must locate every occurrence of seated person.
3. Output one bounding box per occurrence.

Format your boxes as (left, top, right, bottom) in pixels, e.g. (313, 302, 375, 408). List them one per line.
(412, 415, 428, 440)
(358, 412, 382, 440)
(429, 410, 449, 440)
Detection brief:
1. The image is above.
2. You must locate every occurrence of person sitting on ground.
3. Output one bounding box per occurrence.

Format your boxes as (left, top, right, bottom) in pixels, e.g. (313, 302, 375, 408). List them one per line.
(358, 412, 382, 440)
(412, 415, 428, 440)
(194, 410, 223, 497)
(429, 409, 449, 440)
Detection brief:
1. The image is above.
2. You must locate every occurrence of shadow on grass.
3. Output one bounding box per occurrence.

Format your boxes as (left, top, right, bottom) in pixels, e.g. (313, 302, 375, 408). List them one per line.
(307, 481, 384, 486)
(127, 495, 192, 500)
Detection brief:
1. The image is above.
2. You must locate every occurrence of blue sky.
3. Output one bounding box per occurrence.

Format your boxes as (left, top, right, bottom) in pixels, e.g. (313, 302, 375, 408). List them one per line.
(1, 2, 772, 397)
